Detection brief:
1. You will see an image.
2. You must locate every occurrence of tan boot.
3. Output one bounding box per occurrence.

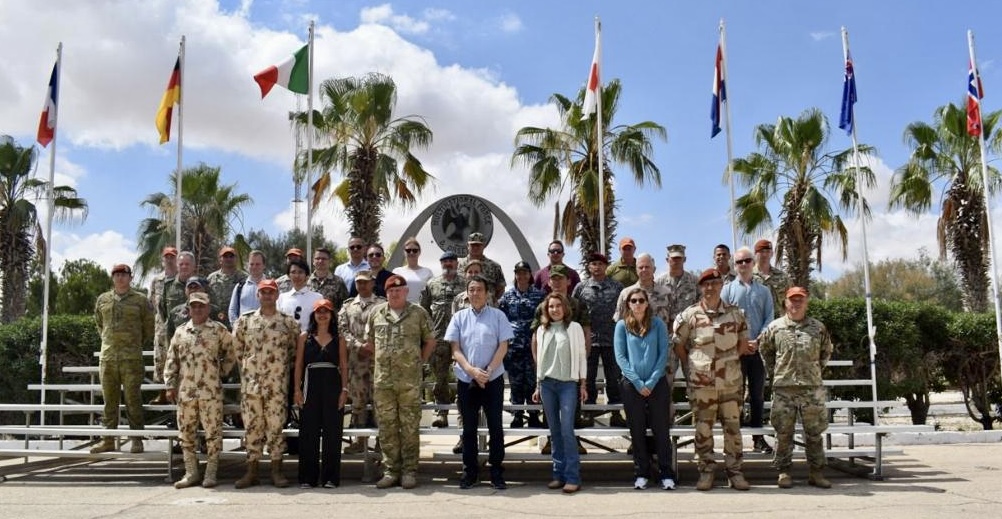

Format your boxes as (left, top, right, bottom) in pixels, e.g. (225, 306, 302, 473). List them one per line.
(344, 438, 367, 454)
(729, 473, 750, 491)
(777, 472, 793, 488)
(808, 468, 832, 489)
(202, 457, 219, 488)
(174, 452, 202, 489)
(234, 460, 259, 489)
(696, 472, 715, 491)
(130, 438, 144, 454)
(90, 437, 116, 454)
(271, 459, 289, 488)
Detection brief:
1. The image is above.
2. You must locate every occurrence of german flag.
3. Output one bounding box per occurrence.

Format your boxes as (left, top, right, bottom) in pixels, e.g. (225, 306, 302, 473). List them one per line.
(156, 57, 181, 144)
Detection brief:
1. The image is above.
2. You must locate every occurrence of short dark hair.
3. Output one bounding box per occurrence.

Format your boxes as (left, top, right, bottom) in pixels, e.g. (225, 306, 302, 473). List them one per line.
(466, 275, 489, 292)
(287, 258, 311, 276)
(314, 247, 331, 258)
(714, 244, 730, 253)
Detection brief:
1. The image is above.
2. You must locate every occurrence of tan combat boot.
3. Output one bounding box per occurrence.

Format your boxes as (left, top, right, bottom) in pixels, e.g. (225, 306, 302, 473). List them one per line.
(696, 471, 715, 491)
(729, 473, 751, 491)
(271, 459, 289, 488)
(130, 438, 144, 454)
(343, 437, 367, 454)
(234, 461, 259, 489)
(202, 457, 219, 488)
(174, 452, 202, 489)
(808, 468, 832, 489)
(777, 472, 793, 488)
(90, 437, 116, 454)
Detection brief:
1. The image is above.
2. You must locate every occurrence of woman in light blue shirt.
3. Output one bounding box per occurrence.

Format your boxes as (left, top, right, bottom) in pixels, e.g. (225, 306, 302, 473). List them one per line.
(614, 287, 675, 491)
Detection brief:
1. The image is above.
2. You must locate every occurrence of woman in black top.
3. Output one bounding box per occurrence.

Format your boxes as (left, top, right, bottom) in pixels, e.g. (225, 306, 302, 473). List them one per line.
(294, 299, 348, 488)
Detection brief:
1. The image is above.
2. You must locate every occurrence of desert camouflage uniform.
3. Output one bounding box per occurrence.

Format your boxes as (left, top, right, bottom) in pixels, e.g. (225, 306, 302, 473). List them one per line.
(94, 289, 154, 431)
(673, 300, 749, 476)
(165, 319, 236, 457)
(759, 314, 833, 471)
(167, 301, 223, 345)
(275, 274, 293, 293)
(366, 302, 434, 479)
(232, 309, 300, 462)
(458, 255, 504, 295)
(656, 271, 700, 324)
(308, 272, 350, 311)
(753, 266, 792, 318)
(207, 269, 248, 329)
(338, 294, 386, 427)
(420, 274, 465, 406)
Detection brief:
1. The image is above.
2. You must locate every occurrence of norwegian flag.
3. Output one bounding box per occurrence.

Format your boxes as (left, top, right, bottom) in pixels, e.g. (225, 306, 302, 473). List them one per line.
(581, 23, 601, 119)
(711, 43, 726, 138)
(968, 62, 984, 137)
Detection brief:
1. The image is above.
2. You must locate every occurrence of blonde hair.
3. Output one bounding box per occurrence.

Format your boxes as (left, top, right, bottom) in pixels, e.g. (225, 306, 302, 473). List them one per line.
(623, 287, 652, 336)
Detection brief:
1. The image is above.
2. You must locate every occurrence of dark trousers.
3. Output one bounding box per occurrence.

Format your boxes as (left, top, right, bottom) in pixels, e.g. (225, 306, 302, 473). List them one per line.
(620, 377, 673, 479)
(298, 366, 343, 486)
(457, 377, 505, 480)
(741, 354, 767, 428)
(586, 346, 622, 405)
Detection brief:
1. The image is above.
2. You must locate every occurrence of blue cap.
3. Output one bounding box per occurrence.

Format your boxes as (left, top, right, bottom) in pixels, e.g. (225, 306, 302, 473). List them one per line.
(440, 251, 458, 261)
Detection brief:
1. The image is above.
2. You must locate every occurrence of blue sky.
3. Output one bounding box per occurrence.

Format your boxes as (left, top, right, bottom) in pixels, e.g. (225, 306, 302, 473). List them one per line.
(3, 0, 1000, 282)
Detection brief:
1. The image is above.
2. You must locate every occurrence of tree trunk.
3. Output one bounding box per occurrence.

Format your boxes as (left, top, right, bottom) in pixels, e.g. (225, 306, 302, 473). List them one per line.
(904, 392, 930, 425)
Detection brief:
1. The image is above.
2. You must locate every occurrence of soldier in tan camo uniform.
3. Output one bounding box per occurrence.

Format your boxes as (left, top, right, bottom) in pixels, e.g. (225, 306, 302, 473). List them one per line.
(673, 268, 753, 491)
(231, 279, 301, 489)
(339, 270, 386, 454)
(165, 292, 237, 489)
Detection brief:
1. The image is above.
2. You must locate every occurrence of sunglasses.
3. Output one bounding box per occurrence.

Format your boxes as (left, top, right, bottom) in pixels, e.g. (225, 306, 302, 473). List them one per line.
(349, 245, 364, 250)
(294, 306, 302, 320)
(735, 258, 753, 265)
(548, 249, 564, 254)
(628, 298, 648, 304)
(314, 307, 331, 314)
(367, 252, 383, 258)
(404, 248, 420, 254)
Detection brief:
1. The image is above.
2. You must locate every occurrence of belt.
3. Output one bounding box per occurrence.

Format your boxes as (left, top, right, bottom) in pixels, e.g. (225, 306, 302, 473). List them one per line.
(302, 362, 339, 403)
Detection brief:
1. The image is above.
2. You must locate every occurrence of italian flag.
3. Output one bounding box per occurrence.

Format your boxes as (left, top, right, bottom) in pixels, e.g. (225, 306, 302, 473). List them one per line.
(253, 44, 309, 98)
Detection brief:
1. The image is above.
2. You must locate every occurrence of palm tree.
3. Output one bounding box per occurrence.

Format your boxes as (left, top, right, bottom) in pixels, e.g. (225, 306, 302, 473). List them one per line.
(889, 102, 1002, 312)
(136, 163, 252, 277)
(511, 79, 665, 260)
(731, 108, 874, 287)
(0, 135, 87, 323)
(291, 73, 434, 246)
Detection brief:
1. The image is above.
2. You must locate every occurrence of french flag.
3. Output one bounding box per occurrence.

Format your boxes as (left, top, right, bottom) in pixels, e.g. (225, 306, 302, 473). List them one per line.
(711, 43, 726, 138)
(968, 62, 984, 137)
(37, 63, 58, 148)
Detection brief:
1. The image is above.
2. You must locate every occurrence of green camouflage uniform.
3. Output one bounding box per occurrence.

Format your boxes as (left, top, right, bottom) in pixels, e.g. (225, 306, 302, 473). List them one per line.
(338, 294, 386, 427)
(365, 302, 434, 479)
(308, 271, 350, 311)
(656, 271, 700, 325)
(166, 301, 223, 345)
(458, 255, 504, 295)
(207, 269, 248, 329)
(150, 273, 170, 382)
(606, 260, 639, 287)
(165, 319, 236, 457)
(420, 274, 465, 406)
(758, 314, 833, 471)
(753, 266, 792, 318)
(94, 289, 154, 431)
(673, 300, 748, 476)
(158, 276, 189, 379)
(232, 309, 300, 462)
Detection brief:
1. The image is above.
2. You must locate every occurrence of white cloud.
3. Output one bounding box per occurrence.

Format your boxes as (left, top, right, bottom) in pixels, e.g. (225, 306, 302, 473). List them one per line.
(810, 31, 836, 42)
(360, 4, 452, 35)
(499, 13, 523, 33)
(50, 230, 137, 274)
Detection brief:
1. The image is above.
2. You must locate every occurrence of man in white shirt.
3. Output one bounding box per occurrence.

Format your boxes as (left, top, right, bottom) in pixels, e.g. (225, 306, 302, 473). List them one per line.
(277, 258, 324, 332)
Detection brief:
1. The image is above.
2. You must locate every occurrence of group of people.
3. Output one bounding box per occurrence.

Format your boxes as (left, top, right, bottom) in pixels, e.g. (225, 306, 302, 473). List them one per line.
(90, 232, 834, 492)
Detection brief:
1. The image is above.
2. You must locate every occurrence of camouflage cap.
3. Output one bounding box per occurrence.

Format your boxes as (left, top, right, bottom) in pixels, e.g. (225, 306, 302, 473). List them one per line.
(667, 244, 686, 258)
(355, 270, 374, 282)
(187, 292, 210, 306)
(439, 251, 458, 261)
(549, 264, 569, 278)
(468, 232, 486, 244)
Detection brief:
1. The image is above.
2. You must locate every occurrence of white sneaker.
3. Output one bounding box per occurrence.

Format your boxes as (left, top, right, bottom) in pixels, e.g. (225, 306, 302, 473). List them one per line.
(661, 477, 677, 490)
(634, 477, 648, 490)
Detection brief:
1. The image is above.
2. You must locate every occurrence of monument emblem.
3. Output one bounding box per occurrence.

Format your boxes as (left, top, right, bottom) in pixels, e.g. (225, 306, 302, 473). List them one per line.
(429, 194, 494, 256)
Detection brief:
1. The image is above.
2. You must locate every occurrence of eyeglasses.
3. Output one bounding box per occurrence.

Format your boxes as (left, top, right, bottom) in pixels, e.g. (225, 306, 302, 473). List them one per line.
(404, 249, 420, 254)
(294, 306, 302, 320)
(548, 249, 564, 254)
(735, 258, 753, 265)
(367, 252, 383, 258)
(628, 298, 648, 304)
(348, 245, 364, 250)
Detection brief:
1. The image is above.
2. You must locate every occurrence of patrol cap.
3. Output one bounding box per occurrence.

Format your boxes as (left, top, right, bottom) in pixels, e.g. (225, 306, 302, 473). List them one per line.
(313, 299, 335, 312)
(285, 248, 303, 257)
(110, 264, 132, 275)
(619, 237, 636, 249)
(187, 292, 210, 306)
(549, 264, 569, 279)
(786, 286, 809, 299)
(439, 251, 458, 261)
(355, 270, 374, 282)
(385, 274, 407, 290)
(513, 261, 532, 272)
(667, 244, 686, 258)
(697, 268, 722, 284)
(161, 247, 178, 257)
(185, 276, 208, 289)
(586, 252, 609, 264)
(754, 239, 773, 253)
(218, 246, 236, 257)
(257, 279, 279, 292)
(468, 232, 486, 244)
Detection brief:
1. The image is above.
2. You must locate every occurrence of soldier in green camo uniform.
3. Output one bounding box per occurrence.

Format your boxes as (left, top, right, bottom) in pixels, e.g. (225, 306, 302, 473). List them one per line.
(758, 286, 833, 489)
(166, 277, 222, 342)
(656, 244, 701, 325)
(308, 247, 350, 311)
(206, 246, 248, 330)
(149, 247, 177, 405)
(339, 270, 386, 454)
(420, 252, 465, 428)
(158, 250, 196, 379)
(458, 232, 505, 300)
(91, 263, 154, 454)
(752, 239, 792, 318)
(165, 292, 237, 489)
(366, 275, 436, 490)
(673, 268, 753, 491)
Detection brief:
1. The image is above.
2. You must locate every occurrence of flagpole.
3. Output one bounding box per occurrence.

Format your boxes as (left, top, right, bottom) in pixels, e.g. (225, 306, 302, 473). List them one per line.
(720, 20, 738, 252)
(968, 30, 1002, 378)
(175, 36, 185, 251)
(594, 16, 606, 256)
(842, 27, 879, 422)
(306, 21, 315, 261)
(39, 42, 62, 425)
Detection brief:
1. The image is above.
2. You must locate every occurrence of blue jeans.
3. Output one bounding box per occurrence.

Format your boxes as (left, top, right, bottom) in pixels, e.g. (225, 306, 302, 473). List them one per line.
(540, 377, 580, 485)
